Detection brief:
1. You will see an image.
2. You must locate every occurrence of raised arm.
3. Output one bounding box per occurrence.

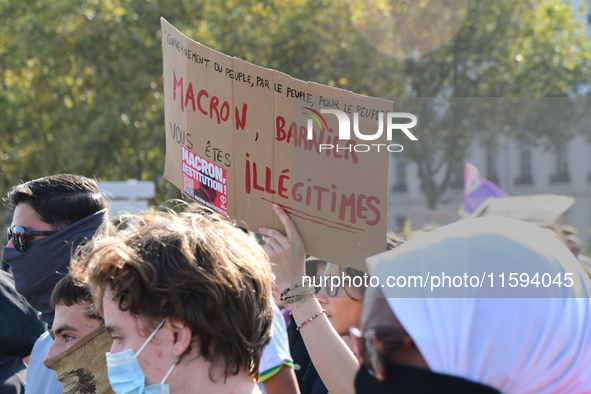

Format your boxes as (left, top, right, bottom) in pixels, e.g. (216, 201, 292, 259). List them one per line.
(260, 204, 359, 394)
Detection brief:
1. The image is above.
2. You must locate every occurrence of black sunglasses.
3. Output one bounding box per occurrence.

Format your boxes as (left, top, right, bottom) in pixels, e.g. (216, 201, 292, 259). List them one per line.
(7, 225, 58, 253)
(349, 326, 415, 382)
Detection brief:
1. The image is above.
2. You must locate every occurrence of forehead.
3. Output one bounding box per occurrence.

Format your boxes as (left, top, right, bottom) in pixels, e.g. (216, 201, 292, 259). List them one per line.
(102, 290, 147, 336)
(11, 203, 52, 230)
(54, 302, 93, 326)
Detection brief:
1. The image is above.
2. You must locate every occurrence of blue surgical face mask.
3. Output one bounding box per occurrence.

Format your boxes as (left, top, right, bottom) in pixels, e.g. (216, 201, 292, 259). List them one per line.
(106, 319, 177, 394)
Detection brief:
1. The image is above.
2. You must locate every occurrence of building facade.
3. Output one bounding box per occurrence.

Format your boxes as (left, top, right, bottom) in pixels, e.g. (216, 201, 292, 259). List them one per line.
(388, 134, 591, 239)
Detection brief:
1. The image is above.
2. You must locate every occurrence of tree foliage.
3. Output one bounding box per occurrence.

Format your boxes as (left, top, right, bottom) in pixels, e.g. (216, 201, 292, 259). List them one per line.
(1, 0, 589, 216)
(395, 0, 591, 208)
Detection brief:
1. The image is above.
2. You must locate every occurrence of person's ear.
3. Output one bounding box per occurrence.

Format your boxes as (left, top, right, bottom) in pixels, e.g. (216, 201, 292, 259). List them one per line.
(169, 319, 192, 356)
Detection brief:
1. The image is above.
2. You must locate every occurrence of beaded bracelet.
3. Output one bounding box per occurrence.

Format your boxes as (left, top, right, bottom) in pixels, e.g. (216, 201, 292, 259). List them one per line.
(279, 282, 306, 300)
(281, 282, 304, 294)
(296, 309, 326, 331)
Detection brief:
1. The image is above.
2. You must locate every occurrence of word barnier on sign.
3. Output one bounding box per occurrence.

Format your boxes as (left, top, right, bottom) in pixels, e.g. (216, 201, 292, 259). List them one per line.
(305, 109, 418, 141)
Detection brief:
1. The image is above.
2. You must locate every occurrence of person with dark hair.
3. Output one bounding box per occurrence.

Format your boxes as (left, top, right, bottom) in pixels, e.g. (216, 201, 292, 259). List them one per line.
(2, 174, 108, 394)
(5, 174, 107, 231)
(70, 206, 274, 393)
(43, 274, 114, 394)
(46, 274, 103, 357)
(0, 270, 45, 394)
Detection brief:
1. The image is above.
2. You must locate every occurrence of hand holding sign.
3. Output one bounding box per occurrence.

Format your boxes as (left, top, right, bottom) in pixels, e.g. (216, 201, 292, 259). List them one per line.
(260, 204, 306, 291)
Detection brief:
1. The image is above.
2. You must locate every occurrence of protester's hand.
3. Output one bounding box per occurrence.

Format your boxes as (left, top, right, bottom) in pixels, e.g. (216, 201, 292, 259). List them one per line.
(260, 204, 306, 291)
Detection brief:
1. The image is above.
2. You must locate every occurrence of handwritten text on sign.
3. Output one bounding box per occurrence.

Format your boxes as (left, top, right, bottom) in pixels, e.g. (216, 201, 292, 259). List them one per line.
(161, 18, 390, 271)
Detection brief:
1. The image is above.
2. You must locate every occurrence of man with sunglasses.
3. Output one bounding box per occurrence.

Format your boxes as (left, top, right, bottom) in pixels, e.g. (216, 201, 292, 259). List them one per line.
(2, 174, 108, 394)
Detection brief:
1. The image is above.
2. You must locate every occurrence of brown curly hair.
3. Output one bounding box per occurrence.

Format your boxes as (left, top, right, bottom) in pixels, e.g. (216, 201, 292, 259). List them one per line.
(70, 206, 273, 382)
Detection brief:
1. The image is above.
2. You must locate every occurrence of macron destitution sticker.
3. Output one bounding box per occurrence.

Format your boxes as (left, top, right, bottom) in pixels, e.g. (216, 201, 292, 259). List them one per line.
(181, 145, 228, 215)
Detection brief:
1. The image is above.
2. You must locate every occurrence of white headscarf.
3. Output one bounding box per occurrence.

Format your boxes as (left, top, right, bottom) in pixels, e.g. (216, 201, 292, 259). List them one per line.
(366, 217, 591, 394)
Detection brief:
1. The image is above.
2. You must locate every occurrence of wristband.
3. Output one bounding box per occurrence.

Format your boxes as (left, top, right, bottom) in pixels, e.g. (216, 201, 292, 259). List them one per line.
(280, 286, 315, 302)
(296, 309, 326, 331)
(282, 290, 316, 304)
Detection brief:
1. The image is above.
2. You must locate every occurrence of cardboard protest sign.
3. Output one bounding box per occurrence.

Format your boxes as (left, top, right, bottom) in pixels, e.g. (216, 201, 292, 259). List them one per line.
(161, 18, 393, 271)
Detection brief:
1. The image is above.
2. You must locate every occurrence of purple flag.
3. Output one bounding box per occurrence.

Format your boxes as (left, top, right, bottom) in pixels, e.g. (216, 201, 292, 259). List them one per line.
(463, 162, 509, 217)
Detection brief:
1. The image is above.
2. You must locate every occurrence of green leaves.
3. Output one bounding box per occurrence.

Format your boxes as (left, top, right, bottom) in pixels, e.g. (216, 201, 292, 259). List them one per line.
(1, 0, 589, 209)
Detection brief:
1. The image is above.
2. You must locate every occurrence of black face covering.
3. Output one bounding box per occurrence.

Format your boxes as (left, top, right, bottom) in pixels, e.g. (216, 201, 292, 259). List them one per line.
(2, 209, 107, 325)
(354, 362, 501, 394)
